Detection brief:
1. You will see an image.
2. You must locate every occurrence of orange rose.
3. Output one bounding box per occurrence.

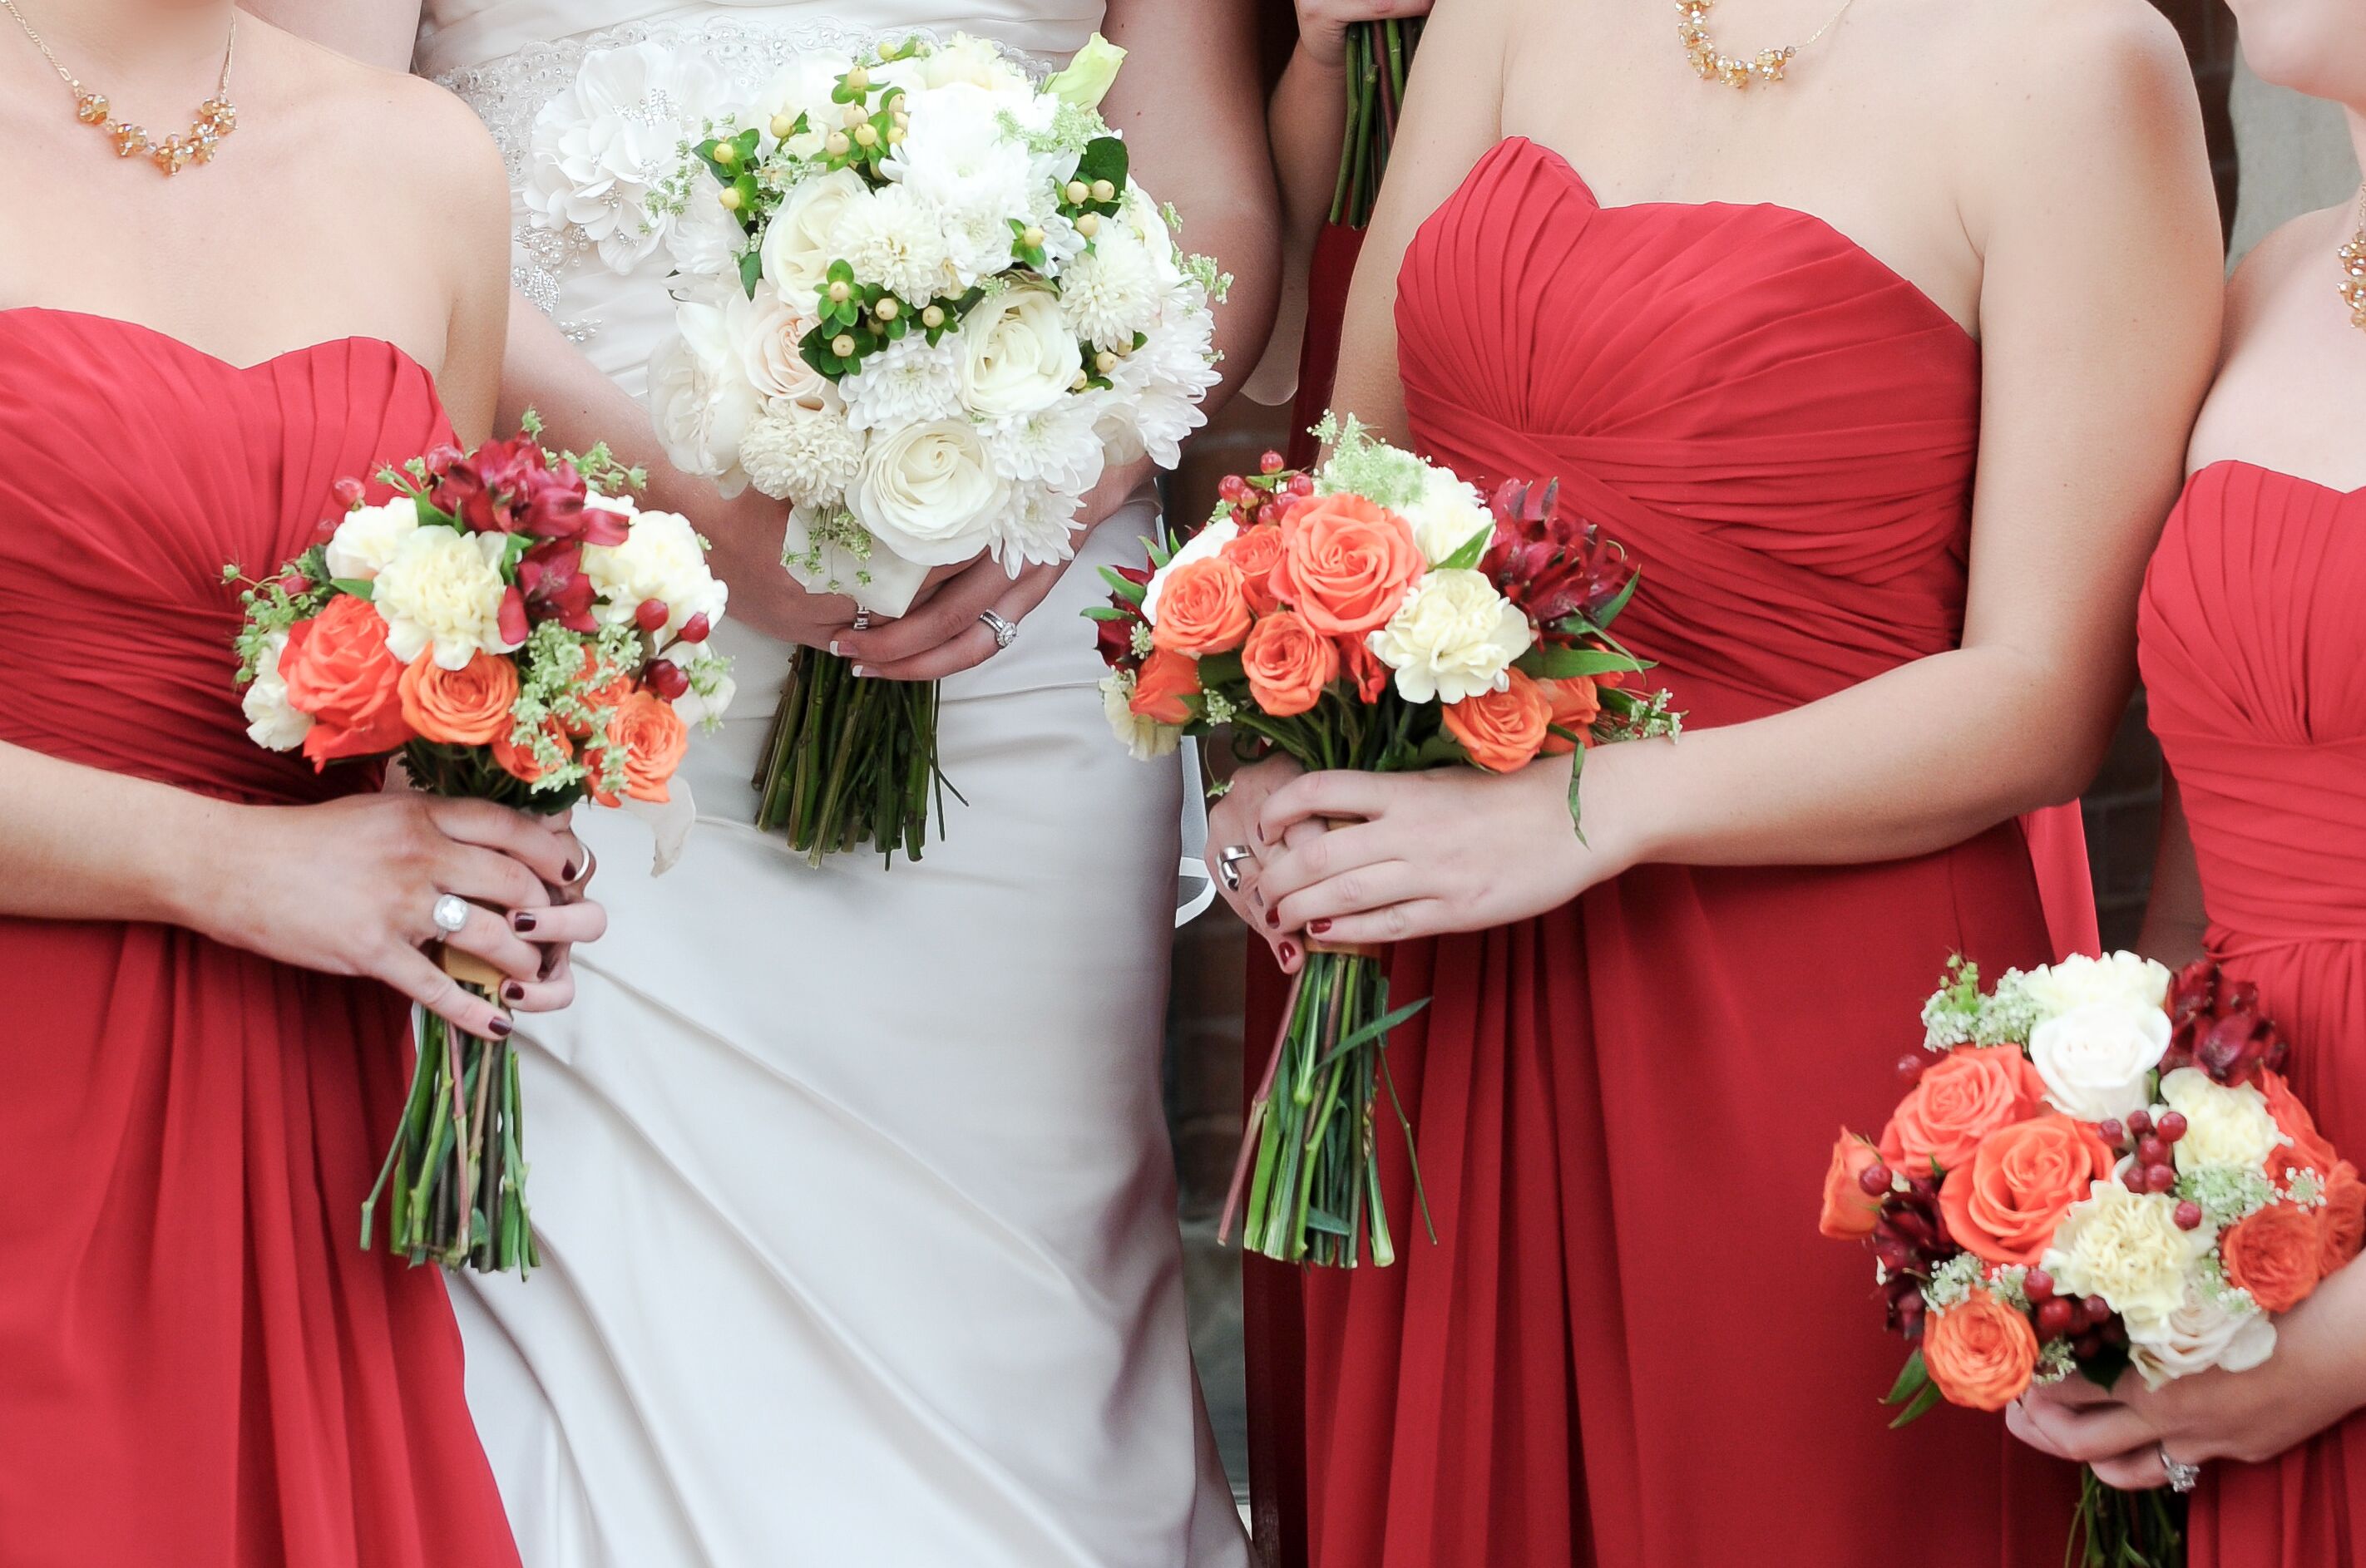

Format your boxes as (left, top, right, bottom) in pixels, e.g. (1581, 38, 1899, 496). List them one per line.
(2319, 1162, 2365, 1278)
(1922, 1291, 2039, 1411)
(1269, 492, 1428, 637)
(1339, 634, 1389, 703)
(278, 594, 412, 767)
(1152, 556, 1253, 657)
(398, 650, 521, 747)
(1879, 1047, 2047, 1176)
(1241, 611, 1338, 718)
(1539, 675, 1603, 757)
(1221, 525, 1287, 615)
(493, 717, 572, 786)
(1442, 668, 1553, 773)
(2223, 1202, 2324, 1314)
(1129, 649, 1201, 726)
(1819, 1130, 1884, 1240)
(1938, 1114, 2115, 1267)
(590, 692, 689, 806)
(2260, 1071, 2341, 1182)
(566, 644, 640, 738)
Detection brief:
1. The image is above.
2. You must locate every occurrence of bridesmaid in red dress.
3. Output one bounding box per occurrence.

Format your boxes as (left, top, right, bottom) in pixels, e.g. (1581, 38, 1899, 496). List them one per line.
(1213, 0, 2223, 1561)
(2006, 7, 2366, 1561)
(0, 5, 598, 1563)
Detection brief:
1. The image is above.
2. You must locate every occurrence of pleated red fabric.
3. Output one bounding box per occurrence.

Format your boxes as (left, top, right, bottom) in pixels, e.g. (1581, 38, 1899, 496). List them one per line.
(2141, 460, 2366, 1568)
(1249, 137, 2084, 1566)
(0, 308, 519, 1568)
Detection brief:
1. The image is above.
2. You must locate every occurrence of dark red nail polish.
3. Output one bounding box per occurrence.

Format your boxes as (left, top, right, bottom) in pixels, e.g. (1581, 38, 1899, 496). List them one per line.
(561, 860, 579, 882)
(512, 910, 539, 934)
(501, 981, 526, 1003)
(487, 1015, 514, 1038)
(1264, 909, 1279, 928)
(1310, 919, 1332, 935)
(1279, 941, 1299, 966)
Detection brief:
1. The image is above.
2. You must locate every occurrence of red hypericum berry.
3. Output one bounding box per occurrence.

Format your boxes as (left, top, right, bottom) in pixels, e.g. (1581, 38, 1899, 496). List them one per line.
(2083, 1296, 2117, 1329)
(2157, 1112, 2188, 1144)
(2136, 1135, 2168, 1167)
(2073, 1331, 2102, 1359)
(1858, 1163, 1893, 1197)
(1218, 474, 1250, 504)
(1259, 450, 1285, 474)
(1896, 1053, 1928, 1084)
(331, 476, 368, 510)
(2127, 1109, 2154, 1137)
(1288, 472, 1316, 496)
(2097, 1118, 2126, 1149)
(2024, 1269, 2055, 1301)
(635, 598, 669, 634)
(2102, 1319, 2127, 1346)
(275, 572, 312, 597)
(678, 612, 711, 644)
(2174, 1200, 2204, 1231)
(2035, 1296, 2074, 1338)
(2149, 1162, 2181, 1195)
(643, 659, 689, 701)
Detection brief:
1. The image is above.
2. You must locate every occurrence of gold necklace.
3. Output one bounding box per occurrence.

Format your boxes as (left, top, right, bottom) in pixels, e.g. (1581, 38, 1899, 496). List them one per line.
(1677, 0, 1858, 89)
(3, 0, 238, 176)
(2339, 185, 2366, 333)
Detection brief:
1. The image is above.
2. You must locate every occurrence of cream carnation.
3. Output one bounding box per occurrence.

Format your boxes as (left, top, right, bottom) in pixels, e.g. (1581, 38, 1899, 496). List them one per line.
(373, 527, 517, 670)
(582, 508, 729, 639)
(837, 183, 957, 306)
(2042, 1181, 2215, 1339)
(1102, 669, 1180, 761)
(759, 168, 871, 305)
(2028, 1001, 2172, 1125)
(324, 497, 420, 584)
(1367, 569, 1534, 704)
(2020, 953, 2175, 1023)
(740, 398, 866, 509)
(2126, 1280, 2275, 1389)
(844, 419, 1010, 568)
(241, 631, 313, 752)
(960, 284, 1084, 418)
(2160, 1068, 2288, 1175)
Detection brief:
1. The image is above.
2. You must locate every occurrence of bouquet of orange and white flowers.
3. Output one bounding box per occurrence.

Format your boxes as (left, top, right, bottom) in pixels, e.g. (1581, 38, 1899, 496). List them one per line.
(1826, 953, 2363, 1566)
(230, 420, 732, 1274)
(1096, 417, 1678, 1265)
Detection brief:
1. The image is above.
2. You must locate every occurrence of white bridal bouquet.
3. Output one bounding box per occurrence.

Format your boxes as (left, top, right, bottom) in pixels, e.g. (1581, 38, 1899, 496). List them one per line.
(580, 30, 1226, 861)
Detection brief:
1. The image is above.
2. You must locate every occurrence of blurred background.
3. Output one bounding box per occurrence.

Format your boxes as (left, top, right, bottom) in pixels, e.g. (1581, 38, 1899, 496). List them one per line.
(1168, 0, 2363, 1498)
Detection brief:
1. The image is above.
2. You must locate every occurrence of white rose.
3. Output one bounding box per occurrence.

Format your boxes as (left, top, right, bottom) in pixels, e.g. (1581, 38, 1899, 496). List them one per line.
(959, 285, 1084, 419)
(916, 36, 1030, 93)
(649, 294, 763, 491)
(323, 497, 419, 584)
(1397, 466, 1495, 565)
(1367, 569, 1534, 704)
(2126, 1281, 2276, 1389)
(2042, 1181, 2215, 1340)
(1140, 517, 1238, 624)
(734, 284, 829, 404)
(2020, 952, 2175, 1023)
(2159, 1068, 2289, 1175)
(240, 631, 313, 752)
(2028, 1002, 2173, 1124)
(372, 527, 517, 670)
(1102, 670, 1180, 762)
(844, 419, 1010, 568)
(759, 168, 871, 305)
(581, 509, 729, 638)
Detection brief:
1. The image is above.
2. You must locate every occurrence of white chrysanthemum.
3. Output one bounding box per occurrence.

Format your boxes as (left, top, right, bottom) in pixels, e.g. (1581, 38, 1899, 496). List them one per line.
(2159, 1068, 2289, 1176)
(241, 631, 313, 752)
(984, 393, 1108, 495)
(1060, 223, 1165, 351)
(1399, 466, 1496, 565)
(1368, 569, 1534, 705)
(839, 334, 964, 432)
(324, 497, 420, 583)
(2019, 953, 2175, 1023)
(526, 40, 731, 273)
(582, 508, 729, 638)
(2042, 1181, 2215, 1340)
(1141, 517, 1238, 624)
(2126, 1279, 2275, 1389)
(990, 484, 1089, 570)
(1121, 187, 1188, 291)
(648, 288, 763, 492)
(837, 183, 958, 305)
(1030, 210, 1089, 278)
(1096, 290, 1218, 467)
(760, 167, 872, 306)
(373, 527, 517, 670)
(740, 398, 867, 508)
(885, 82, 1036, 285)
(1102, 669, 1181, 762)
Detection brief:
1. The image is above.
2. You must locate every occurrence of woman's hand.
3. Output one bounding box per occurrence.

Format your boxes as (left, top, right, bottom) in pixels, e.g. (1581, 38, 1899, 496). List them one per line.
(1292, 0, 1435, 71)
(699, 485, 862, 650)
(192, 794, 607, 1038)
(1252, 740, 1656, 949)
(1206, 752, 1308, 968)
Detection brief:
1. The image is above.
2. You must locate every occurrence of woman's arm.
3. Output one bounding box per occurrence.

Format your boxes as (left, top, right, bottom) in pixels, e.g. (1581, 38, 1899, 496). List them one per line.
(2136, 775, 2210, 969)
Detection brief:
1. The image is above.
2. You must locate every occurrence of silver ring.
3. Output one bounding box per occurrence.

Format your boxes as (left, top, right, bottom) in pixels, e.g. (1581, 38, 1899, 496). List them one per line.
(1217, 844, 1255, 894)
(2159, 1445, 2201, 1494)
(979, 609, 1019, 650)
(852, 609, 872, 632)
(431, 893, 471, 935)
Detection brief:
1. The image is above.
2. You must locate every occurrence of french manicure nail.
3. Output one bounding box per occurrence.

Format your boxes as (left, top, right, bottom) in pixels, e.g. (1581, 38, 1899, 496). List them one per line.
(511, 910, 538, 934)
(488, 1014, 514, 1038)
(829, 642, 844, 656)
(502, 981, 526, 1003)
(852, 666, 872, 678)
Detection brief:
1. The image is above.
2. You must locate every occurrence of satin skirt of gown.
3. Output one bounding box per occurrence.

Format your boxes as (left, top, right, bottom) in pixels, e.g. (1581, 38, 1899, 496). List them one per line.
(2142, 460, 2366, 1568)
(421, 6, 1246, 1564)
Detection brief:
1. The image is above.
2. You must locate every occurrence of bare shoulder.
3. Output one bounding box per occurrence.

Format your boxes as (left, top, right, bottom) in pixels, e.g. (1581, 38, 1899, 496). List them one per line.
(260, 26, 507, 226)
(2225, 206, 2344, 333)
(1941, 0, 2199, 169)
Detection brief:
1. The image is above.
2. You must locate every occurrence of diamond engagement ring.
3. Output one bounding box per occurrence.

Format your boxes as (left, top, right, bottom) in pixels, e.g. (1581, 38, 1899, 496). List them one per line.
(431, 893, 471, 935)
(1218, 845, 1256, 893)
(2159, 1446, 2201, 1494)
(852, 609, 872, 632)
(979, 609, 1019, 651)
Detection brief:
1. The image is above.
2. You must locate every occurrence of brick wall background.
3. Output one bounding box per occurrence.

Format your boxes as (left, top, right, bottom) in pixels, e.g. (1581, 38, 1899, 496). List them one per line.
(1171, 1, 2240, 1492)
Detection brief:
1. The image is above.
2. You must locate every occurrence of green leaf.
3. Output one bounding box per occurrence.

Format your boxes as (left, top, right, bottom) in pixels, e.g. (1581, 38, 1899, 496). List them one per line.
(1081, 605, 1133, 622)
(1073, 135, 1129, 195)
(330, 577, 376, 601)
(1566, 742, 1588, 843)
(1518, 646, 1647, 680)
(738, 249, 763, 299)
(1438, 524, 1494, 573)
(1194, 651, 1245, 687)
(1592, 569, 1641, 629)
(1887, 1381, 1944, 1428)
(411, 494, 459, 530)
(1096, 565, 1146, 604)
(1880, 1349, 1929, 1407)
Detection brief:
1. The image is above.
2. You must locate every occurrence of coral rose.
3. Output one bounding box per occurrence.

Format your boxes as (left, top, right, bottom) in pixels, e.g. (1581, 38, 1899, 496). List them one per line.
(2223, 1202, 2324, 1314)
(1339, 634, 1389, 703)
(1879, 1047, 2049, 1177)
(1939, 1114, 2115, 1267)
(493, 717, 572, 786)
(1221, 525, 1286, 614)
(1819, 1131, 1885, 1240)
(1241, 612, 1338, 718)
(398, 649, 521, 747)
(2319, 1161, 2365, 1278)
(1442, 667, 1553, 774)
(2259, 1071, 2340, 1182)
(1538, 675, 1603, 757)
(278, 594, 412, 767)
(594, 692, 689, 805)
(1129, 649, 1200, 726)
(565, 645, 640, 737)
(1150, 557, 1252, 658)
(1269, 492, 1428, 637)
(1922, 1291, 2039, 1412)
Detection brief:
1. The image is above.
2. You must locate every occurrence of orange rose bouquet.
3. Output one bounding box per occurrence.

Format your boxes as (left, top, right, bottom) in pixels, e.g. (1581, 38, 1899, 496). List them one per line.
(1094, 416, 1679, 1266)
(228, 418, 734, 1275)
(1829, 954, 2359, 1566)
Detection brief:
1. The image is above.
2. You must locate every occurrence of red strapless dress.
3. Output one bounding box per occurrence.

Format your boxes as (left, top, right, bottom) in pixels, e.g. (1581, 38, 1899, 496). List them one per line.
(0, 309, 518, 1567)
(1244, 137, 2084, 1566)
(2141, 460, 2366, 1568)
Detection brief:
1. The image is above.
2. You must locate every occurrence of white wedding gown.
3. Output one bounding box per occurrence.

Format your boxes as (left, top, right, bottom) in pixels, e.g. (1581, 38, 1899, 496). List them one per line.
(418, 6, 1244, 1564)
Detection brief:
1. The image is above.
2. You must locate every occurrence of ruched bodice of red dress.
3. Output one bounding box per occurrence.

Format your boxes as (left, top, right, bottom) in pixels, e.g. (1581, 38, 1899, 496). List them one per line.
(2141, 460, 2366, 1568)
(1249, 137, 2082, 1567)
(0, 308, 516, 1567)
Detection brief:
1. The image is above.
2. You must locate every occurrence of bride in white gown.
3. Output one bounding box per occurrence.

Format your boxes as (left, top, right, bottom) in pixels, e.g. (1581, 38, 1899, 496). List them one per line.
(278, 2, 1275, 1563)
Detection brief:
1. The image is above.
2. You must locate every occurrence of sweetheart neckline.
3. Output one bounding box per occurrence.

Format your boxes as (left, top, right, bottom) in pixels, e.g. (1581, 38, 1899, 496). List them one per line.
(0, 306, 438, 386)
(2189, 456, 2366, 502)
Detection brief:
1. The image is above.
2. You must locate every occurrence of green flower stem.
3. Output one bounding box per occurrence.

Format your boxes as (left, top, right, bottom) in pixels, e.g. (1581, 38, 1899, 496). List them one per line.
(755, 648, 946, 866)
